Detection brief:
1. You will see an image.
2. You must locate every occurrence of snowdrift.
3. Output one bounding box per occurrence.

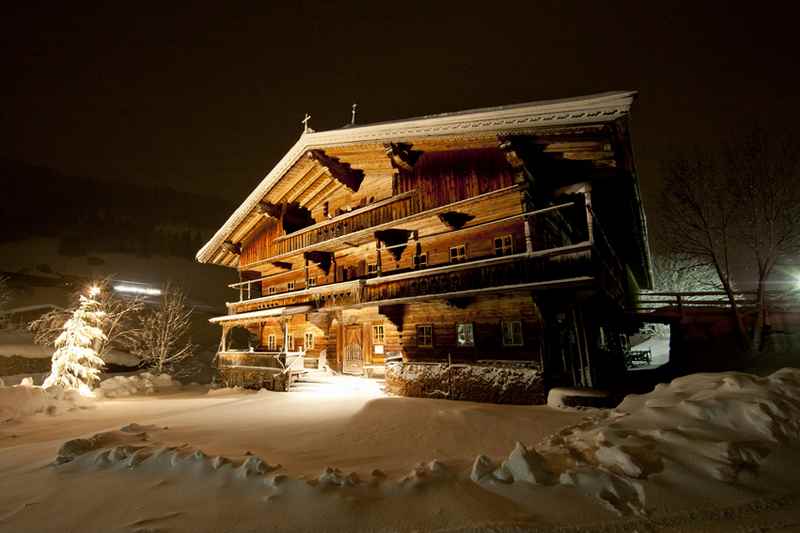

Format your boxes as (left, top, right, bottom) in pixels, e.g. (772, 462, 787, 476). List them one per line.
(51, 368, 800, 520)
(473, 367, 800, 516)
(96, 372, 181, 398)
(0, 381, 92, 422)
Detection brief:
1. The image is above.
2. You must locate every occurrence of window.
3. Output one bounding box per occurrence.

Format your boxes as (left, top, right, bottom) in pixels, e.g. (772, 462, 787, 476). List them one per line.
(494, 235, 514, 256)
(287, 281, 295, 291)
(268, 286, 277, 295)
(502, 321, 523, 346)
(267, 334, 276, 351)
(416, 324, 433, 347)
(414, 252, 428, 269)
(372, 324, 385, 344)
(449, 245, 466, 263)
(456, 323, 475, 347)
(304, 332, 314, 350)
(307, 277, 317, 287)
(367, 263, 378, 275)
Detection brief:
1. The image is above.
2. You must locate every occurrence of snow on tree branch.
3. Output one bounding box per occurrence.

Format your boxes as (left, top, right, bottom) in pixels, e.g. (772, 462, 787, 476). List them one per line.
(42, 292, 107, 394)
(132, 282, 195, 375)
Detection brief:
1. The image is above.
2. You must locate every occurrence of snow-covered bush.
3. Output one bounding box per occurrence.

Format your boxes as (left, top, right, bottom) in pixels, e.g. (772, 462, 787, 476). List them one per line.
(385, 361, 544, 404)
(96, 372, 180, 398)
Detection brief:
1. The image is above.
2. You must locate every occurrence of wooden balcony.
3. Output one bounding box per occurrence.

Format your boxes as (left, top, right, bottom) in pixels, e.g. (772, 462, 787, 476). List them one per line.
(242, 191, 419, 268)
(226, 200, 629, 315)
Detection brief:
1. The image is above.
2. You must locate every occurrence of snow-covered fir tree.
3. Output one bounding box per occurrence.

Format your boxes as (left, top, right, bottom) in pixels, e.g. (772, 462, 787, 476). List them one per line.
(43, 288, 107, 394)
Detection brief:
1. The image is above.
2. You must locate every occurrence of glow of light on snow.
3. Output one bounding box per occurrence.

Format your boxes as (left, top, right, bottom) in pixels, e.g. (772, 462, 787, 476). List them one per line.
(113, 284, 162, 296)
(78, 383, 95, 398)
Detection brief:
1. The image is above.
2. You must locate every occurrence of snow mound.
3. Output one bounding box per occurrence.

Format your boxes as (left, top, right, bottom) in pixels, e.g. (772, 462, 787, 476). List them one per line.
(56, 425, 283, 480)
(0, 381, 93, 422)
(96, 372, 181, 398)
(472, 368, 800, 517)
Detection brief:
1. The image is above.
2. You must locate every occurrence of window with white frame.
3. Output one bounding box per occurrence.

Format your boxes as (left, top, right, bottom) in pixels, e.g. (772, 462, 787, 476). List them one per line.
(494, 235, 514, 256)
(501, 321, 523, 346)
(367, 263, 378, 275)
(414, 252, 428, 268)
(307, 277, 317, 287)
(456, 323, 475, 346)
(287, 281, 295, 291)
(449, 245, 466, 263)
(304, 332, 314, 350)
(416, 324, 433, 347)
(267, 334, 276, 351)
(268, 286, 277, 295)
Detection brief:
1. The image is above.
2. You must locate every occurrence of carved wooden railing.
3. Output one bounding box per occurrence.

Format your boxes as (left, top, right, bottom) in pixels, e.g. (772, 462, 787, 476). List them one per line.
(359, 249, 593, 304)
(248, 191, 419, 264)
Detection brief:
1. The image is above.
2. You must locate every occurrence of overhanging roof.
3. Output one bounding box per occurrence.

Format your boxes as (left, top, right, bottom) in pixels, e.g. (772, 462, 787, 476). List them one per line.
(196, 91, 637, 265)
(209, 305, 313, 325)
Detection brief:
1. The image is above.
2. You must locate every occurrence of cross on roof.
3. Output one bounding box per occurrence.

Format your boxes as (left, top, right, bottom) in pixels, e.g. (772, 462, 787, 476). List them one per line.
(301, 113, 312, 133)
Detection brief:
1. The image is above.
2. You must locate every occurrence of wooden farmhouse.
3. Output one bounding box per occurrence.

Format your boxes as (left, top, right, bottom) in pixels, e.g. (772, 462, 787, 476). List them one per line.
(197, 91, 652, 402)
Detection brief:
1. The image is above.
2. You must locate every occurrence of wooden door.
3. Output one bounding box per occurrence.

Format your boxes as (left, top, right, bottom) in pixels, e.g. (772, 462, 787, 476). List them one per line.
(342, 325, 364, 375)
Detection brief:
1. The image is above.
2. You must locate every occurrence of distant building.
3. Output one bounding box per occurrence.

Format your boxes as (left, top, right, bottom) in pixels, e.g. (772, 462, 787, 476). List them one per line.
(197, 92, 652, 402)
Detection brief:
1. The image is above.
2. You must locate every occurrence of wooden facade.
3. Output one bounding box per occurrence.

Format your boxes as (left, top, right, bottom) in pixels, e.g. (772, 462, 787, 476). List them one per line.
(198, 92, 652, 400)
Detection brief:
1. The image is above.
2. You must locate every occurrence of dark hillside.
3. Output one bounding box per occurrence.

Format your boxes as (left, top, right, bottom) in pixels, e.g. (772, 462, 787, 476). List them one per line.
(0, 159, 235, 258)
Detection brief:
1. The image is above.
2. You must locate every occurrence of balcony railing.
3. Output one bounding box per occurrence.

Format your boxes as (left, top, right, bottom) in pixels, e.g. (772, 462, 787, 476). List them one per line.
(224, 197, 630, 314)
(241, 191, 419, 268)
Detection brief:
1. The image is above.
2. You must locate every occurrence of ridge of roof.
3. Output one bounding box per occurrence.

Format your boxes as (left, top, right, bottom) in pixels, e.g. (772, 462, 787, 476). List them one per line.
(196, 91, 637, 264)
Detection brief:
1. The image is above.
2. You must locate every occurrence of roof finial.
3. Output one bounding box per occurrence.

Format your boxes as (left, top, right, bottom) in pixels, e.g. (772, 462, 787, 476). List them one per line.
(351, 103, 357, 125)
(301, 112, 312, 133)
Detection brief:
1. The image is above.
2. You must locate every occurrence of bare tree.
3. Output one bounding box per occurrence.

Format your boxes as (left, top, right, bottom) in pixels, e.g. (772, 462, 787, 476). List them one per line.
(725, 129, 800, 350)
(132, 282, 195, 374)
(29, 277, 144, 361)
(660, 128, 800, 351)
(660, 150, 748, 345)
(651, 253, 719, 294)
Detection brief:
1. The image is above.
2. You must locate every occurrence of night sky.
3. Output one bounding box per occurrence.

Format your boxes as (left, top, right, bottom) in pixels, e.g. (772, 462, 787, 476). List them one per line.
(3, 1, 798, 223)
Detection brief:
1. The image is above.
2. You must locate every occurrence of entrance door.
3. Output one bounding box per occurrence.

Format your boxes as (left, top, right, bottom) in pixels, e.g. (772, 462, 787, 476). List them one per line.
(342, 325, 364, 375)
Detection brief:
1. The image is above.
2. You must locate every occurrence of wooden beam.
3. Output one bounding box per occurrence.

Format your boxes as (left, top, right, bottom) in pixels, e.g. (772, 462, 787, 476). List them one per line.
(306, 149, 364, 192)
(384, 142, 422, 173)
(306, 180, 344, 212)
(294, 170, 332, 206)
(283, 164, 328, 204)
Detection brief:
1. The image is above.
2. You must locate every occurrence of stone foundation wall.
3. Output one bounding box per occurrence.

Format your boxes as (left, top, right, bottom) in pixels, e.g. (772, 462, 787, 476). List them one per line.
(385, 361, 545, 404)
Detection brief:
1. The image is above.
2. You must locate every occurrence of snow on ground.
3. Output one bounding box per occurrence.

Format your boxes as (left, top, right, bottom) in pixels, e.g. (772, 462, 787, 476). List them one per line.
(1, 370, 800, 532)
(0, 381, 93, 422)
(630, 333, 671, 370)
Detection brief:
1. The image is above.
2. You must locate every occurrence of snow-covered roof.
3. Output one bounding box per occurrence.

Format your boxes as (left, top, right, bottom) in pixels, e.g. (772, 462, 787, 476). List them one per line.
(209, 305, 313, 324)
(196, 91, 637, 265)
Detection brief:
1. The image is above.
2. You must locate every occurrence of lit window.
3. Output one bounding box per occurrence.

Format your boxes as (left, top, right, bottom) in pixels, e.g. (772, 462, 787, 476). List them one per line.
(268, 286, 277, 295)
(416, 324, 433, 347)
(367, 263, 378, 275)
(457, 323, 474, 346)
(414, 252, 428, 268)
(449, 245, 466, 263)
(307, 277, 317, 287)
(304, 332, 314, 350)
(494, 235, 513, 256)
(287, 281, 295, 291)
(502, 321, 523, 346)
(372, 324, 385, 344)
(267, 334, 276, 351)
